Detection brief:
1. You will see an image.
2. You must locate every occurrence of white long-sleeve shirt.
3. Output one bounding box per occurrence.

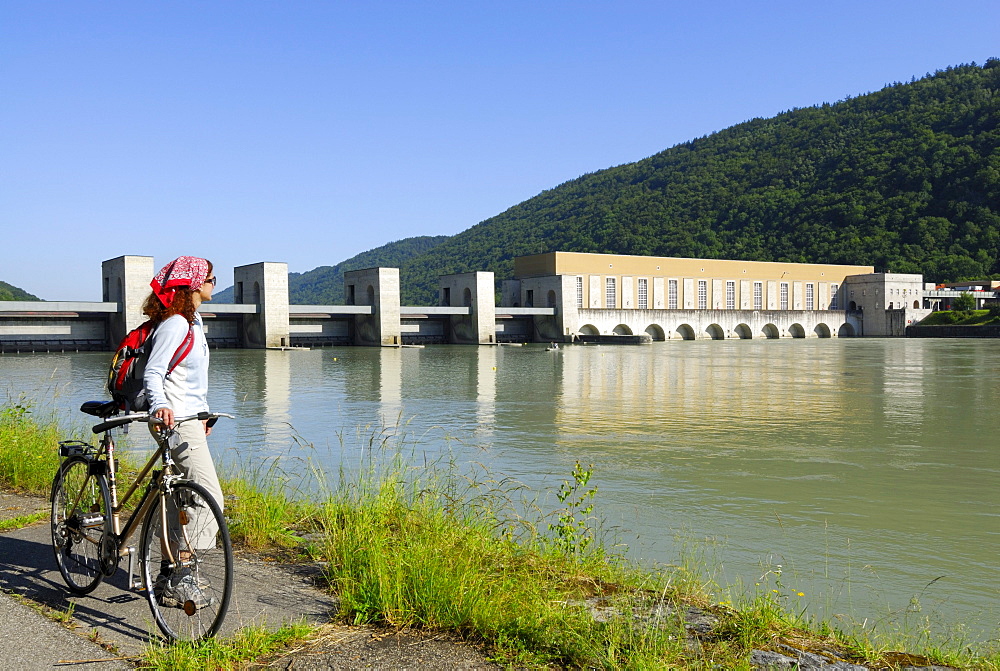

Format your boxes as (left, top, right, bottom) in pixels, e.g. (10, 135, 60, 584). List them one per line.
(143, 313, 210, 415)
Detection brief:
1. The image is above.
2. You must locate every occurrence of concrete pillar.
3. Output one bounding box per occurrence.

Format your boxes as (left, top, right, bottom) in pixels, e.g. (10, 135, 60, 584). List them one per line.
(102, 255, 155, 346)
(439, 271, 496, 344)
(518, 275, 572, 342)
(556, 274, 578, 340)
(234, 262, 289, 348)
(344, 267, 401, 346)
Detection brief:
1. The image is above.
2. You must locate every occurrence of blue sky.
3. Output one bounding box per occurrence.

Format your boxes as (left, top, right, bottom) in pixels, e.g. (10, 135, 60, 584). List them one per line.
(3, 1, 998, 300)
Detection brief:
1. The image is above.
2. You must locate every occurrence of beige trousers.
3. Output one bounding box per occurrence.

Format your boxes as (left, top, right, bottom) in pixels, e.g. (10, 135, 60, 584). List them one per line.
(151, 421, 224, 551)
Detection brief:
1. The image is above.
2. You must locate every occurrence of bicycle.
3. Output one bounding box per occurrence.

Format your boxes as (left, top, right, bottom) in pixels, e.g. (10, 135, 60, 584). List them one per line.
(50, 399, 234, 642)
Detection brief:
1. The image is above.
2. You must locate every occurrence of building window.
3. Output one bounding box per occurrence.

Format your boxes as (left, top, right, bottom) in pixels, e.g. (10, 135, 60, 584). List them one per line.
(525, 289, 533, 307)
(576, 276, 583, 308)
(753, 282, 763, 310)
(830, 283, 839, 309)
(638, 278, 649, 309)
(667, 279, 677, 310)
(725, 281, 735, 310)
(780, 282, 789, 310)
(805, 283, 814, 310)
(698, 280, 707, 309)
(605, 277, 616, 308)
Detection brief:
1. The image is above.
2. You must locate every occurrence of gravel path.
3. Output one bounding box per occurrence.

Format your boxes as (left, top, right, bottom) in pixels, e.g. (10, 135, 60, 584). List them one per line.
(0, 491, 498, 669)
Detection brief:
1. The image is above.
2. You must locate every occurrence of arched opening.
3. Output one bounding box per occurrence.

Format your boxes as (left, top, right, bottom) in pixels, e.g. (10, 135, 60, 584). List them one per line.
(644, 324, 666, 341)
(838, 323, 856, 337)
(463, 287, 473, 307)
(547, 290, 557, 308)
(849, 301, 857, 310)
(734, 323, 752, 339)
(761, 323, 780, 339)
(814, 323, 832, 338)
(676, 324, 696, 340)
(366, 285, 375, 306)
(613, 324, 633, 335)
(913, 300, 920, 309)
(706, 324, 725, 340)
(788, 323, 806, 338)
(888, 302, 894, 309)
(579, 324, 599, 335)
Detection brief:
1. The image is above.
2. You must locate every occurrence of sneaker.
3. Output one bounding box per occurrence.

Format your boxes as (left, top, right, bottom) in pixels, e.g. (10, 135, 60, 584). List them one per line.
(158, 574, 214, 609)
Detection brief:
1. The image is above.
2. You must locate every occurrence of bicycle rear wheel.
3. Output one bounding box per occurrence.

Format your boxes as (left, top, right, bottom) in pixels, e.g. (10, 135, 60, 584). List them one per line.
(139, 480, 233, 642)
(51, 457, 112, 594)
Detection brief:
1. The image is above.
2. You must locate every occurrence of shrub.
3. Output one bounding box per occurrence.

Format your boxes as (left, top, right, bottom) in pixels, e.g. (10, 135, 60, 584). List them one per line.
(952, 292, 976, 312)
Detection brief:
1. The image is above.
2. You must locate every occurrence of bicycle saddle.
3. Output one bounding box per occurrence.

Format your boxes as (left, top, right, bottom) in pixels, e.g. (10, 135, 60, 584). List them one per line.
(80, 400, 119, 418)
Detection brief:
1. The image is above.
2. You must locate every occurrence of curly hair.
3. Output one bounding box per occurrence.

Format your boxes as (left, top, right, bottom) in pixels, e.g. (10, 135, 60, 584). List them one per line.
(142, 260, 213, 325)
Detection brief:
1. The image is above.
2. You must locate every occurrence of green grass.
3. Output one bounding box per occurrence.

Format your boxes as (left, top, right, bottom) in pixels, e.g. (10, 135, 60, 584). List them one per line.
(0, 398, 67, 494)
(3, 398, 999, 669)
(0, 511, 48, 532)
(917, 309, 1000, 326)
(139, 621, 313, 670)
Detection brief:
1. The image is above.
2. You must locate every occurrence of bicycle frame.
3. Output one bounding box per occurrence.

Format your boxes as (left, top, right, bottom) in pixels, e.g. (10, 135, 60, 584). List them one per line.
(62, 418, 199, 587)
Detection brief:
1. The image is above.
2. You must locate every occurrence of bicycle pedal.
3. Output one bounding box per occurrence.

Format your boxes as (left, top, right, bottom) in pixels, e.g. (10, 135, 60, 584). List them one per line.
(123, 546, 140, 589)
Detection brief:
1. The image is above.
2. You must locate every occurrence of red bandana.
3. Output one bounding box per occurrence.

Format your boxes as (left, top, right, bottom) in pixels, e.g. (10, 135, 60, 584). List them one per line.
(150, 256, 210, 307)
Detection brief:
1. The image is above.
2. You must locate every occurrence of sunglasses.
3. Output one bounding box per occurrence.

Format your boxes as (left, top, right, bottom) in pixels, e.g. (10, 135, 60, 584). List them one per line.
(204, 276, 217, 286)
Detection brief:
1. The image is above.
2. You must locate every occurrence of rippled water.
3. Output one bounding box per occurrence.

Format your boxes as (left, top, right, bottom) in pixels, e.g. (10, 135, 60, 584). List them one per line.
(2, 339, 997, 640)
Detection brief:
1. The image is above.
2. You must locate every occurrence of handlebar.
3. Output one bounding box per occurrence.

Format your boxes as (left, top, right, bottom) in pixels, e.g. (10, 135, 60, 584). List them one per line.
(91, 411, 234, 435)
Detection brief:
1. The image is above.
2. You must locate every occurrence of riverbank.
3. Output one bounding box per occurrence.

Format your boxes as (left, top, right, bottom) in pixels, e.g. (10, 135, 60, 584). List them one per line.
(2, 402, 997, 669)
(907, 309, 1000, 337)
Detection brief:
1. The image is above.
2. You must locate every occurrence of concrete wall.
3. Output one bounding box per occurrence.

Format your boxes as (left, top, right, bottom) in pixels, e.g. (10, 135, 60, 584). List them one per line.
(907, 324, 1000, 337)
(842, 273, 930, 336)
(505, 275, 571, 342)
(344, 267, 401, 346)
(401, 317, 447, 344)
(202, 317, 241, 345)
(573, 309, 855, 339)
(439, 272, 496, 344)
(234, 262, 290, 347)
(102, 255, 155, 345)
(0, 317, 109, 351)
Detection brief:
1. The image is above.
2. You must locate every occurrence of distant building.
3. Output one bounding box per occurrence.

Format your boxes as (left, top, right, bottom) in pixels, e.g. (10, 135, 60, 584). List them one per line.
(502, 251, 931, 338)
(840, 272, 929, 336)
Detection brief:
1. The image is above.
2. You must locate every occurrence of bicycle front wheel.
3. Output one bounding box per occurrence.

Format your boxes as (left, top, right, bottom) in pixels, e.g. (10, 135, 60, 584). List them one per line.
(51, 457, 112, 594)
(139, 480, 233, 642)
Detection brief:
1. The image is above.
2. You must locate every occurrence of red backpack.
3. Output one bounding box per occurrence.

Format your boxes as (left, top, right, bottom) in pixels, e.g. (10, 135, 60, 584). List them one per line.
(107, 320, 194, 412)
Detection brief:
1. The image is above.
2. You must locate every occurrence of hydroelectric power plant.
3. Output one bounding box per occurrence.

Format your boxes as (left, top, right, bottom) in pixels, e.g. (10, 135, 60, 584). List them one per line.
(2, 252, 990, 353)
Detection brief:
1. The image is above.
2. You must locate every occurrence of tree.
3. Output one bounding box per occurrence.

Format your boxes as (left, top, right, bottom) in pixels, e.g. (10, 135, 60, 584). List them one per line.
(953, 291, 976, 311)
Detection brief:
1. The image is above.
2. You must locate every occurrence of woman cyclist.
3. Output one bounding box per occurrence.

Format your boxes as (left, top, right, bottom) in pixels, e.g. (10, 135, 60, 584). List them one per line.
(142, 256, 222, 608)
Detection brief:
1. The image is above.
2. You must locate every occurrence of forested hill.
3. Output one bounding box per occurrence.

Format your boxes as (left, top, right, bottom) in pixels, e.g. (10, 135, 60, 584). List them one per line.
(0, 280, 40, 301)
(213, 235, 450, 303)
(396, 61, 1000, 304)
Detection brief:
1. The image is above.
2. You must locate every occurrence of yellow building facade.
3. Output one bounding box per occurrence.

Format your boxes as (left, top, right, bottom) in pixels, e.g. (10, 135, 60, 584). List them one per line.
(511, 252, 875, 312)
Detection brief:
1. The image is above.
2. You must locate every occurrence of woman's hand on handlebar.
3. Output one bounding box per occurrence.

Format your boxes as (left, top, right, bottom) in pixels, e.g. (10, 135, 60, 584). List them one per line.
(153, 407, 175, 429)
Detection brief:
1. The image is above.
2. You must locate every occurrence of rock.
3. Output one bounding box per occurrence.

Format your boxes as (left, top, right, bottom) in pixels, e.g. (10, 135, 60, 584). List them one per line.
(749, 645, 871, 670)
(750, 649, 798, 668)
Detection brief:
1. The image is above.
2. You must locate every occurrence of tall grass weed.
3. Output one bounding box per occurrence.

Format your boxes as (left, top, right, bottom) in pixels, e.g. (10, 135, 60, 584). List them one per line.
(2, 398, 998, 668)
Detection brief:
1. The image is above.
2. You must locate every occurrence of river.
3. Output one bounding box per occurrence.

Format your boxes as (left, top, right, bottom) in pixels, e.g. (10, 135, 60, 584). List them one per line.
(2, 338, 997, 641)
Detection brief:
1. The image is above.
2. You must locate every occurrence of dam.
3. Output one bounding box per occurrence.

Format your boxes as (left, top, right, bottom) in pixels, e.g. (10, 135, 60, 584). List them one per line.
(2, 251, 982, 352)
